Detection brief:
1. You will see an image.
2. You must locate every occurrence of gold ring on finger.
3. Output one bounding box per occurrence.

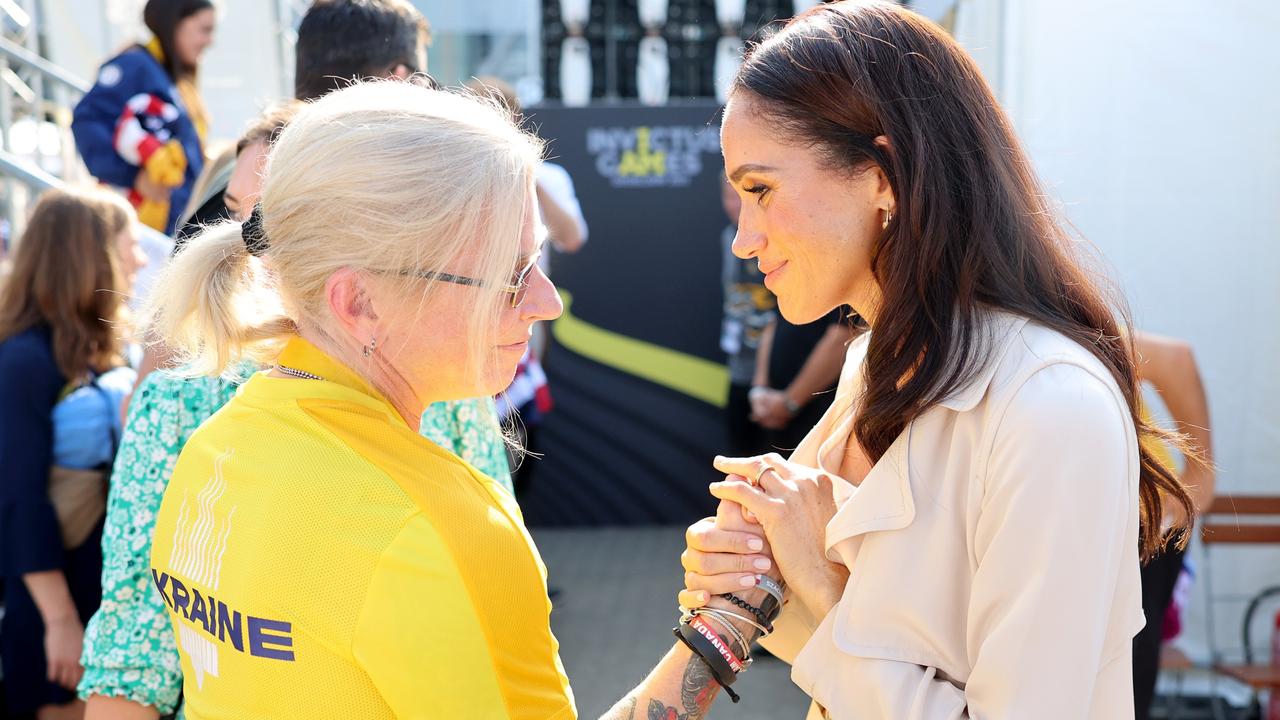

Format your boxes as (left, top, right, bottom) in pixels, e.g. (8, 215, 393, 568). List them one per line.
(753, 466, 777, 487)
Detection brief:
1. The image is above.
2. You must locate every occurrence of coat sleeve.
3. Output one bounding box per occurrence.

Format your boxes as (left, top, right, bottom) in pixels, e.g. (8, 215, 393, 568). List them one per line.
(789, 362, 1140, 719)
(72, 53, 155, 188)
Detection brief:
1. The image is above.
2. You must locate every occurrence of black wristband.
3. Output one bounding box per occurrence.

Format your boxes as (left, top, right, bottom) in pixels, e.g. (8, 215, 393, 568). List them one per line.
(673, 620, 742, 703)
(719, 593, 775, 635)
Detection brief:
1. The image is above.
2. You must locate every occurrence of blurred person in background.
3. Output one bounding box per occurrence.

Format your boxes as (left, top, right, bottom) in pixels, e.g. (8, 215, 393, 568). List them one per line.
(749, 309, 854, 452)
(72, 0, 216, 236)
(1131, 330, 1214, 720)
(0, 188, 144, 720)
(718, 178, 777, 456)
(78, 104, 295, 720)
(172, 143, 238, 249)
(468, 77, 588, 259)
(293, 0, 429, 102)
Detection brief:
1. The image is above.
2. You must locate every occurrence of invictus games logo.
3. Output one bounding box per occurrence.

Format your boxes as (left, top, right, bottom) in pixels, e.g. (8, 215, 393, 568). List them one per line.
(586, 125, 720, 188)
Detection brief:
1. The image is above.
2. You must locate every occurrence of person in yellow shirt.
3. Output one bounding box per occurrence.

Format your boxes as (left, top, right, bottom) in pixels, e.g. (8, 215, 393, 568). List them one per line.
(145, 77, 784, 720)
(145, 81, 572, 718)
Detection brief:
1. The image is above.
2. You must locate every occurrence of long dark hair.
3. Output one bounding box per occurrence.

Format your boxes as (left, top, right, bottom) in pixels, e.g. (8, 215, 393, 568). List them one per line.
(733, 1, 1194, 560)
(0, 188, 133, 380)
(143, 0, 213, 80)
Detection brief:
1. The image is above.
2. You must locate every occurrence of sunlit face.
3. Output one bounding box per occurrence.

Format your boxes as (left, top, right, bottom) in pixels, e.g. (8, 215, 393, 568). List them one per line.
(367, 188, 563, 405)
(225, 140, 269, 221)
(174, 8, 216, 67)
(114, 223, 148, 289)
(720, 93, 892, 325)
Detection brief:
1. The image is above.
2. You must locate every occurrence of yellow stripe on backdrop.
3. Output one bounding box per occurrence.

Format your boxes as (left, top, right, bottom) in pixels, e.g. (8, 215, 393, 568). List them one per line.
(550, 290, 729, 408)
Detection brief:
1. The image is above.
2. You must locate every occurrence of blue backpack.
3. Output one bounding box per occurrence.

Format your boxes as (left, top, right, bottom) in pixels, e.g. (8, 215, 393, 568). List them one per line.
(51, 366, 137, 470)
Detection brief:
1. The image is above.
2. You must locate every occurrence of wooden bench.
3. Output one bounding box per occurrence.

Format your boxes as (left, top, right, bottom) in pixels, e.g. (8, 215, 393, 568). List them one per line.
(1201, 495, 1280, 545)
(1201, 495, 1280, 699)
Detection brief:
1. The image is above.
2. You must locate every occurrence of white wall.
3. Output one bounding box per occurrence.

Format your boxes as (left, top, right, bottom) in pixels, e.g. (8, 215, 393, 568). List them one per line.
(958, 0, 1280, 664)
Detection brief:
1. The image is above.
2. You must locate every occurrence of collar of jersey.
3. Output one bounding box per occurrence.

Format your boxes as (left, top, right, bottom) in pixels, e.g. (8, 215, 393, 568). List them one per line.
(259, 335, 401, 422)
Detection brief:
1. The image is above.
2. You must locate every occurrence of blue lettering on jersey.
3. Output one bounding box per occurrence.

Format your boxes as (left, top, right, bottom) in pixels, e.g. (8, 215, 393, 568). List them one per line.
(248, 617, 296, 661)
(218, 599, 245, 652)
(170, 577, 190, 617)
(189, 589, 209, 631)
(151, 566, 293, 662)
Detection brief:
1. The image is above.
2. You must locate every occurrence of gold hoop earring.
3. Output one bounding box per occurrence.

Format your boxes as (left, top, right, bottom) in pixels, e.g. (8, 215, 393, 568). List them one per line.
(882, 208, 894, 231)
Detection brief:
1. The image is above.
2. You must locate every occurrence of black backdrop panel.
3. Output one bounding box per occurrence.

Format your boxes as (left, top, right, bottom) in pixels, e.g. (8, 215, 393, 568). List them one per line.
(520, 102, 732, 526)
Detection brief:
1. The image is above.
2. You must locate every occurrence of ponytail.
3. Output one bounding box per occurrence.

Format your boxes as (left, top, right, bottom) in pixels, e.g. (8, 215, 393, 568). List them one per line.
(146, 220, 292, 376)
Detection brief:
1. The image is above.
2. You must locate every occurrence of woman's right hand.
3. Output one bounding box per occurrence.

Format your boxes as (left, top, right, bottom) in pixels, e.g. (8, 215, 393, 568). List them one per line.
(45, 615, 85, 690)
(678, 498, 775, 609)
(134, 169, 173, 204)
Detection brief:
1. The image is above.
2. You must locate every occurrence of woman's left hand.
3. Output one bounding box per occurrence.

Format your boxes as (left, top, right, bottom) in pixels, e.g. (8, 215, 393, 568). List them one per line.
(710, 453, 850, 621)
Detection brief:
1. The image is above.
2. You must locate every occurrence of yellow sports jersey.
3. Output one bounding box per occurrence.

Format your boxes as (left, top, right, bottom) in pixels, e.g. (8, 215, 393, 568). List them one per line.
(150, 337, 576, 719)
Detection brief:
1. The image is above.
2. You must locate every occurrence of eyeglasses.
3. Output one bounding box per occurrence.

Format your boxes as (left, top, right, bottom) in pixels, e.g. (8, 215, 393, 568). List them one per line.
(407, 258, 539, 308)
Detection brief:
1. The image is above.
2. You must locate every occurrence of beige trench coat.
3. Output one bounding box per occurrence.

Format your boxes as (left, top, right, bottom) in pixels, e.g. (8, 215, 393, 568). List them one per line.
(762, 311, 1144, 719)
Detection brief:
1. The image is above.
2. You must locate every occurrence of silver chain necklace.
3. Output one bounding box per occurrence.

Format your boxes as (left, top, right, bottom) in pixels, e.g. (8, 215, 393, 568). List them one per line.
(275, 364, 325, 382)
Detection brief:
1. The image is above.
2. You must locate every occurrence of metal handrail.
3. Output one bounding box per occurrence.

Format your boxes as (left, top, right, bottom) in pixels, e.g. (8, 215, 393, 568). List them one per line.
(0, 148, 175, 251)
(0, 35, 88, 94)
(0, 146, 57, 188)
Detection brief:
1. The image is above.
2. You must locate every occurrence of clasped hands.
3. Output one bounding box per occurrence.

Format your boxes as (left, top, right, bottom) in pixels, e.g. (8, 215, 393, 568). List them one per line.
(680, 453, 849, 625)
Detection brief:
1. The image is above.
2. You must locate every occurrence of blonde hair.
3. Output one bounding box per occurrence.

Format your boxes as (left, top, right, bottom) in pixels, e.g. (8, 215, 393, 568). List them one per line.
(149, 80, 544, 384)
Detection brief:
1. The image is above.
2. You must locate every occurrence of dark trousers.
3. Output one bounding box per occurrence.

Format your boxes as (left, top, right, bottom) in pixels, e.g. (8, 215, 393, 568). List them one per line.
(1133, 545, 1186, 719)
(1, 522, 103, 716)
(726, 383, 768, 457)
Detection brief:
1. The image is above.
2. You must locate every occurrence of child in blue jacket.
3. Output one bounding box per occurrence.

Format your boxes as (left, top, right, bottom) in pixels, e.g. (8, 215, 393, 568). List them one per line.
(72, 0, 215, 236)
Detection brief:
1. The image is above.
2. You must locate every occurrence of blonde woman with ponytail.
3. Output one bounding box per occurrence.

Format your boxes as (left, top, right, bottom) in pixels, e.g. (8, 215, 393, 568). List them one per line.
(146, 80, 570, 719)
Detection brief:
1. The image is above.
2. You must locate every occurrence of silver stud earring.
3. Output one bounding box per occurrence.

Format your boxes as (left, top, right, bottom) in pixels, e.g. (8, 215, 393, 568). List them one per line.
(362, 337, 377, 358)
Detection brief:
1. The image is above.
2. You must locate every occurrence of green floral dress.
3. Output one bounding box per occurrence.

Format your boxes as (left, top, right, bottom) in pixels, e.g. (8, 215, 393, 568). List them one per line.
(419, 395, 513, 494)
(78, 367, 511, 715)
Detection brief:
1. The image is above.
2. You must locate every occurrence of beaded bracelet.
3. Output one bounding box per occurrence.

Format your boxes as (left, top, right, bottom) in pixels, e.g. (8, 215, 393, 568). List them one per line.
(719, 592, 775, 635)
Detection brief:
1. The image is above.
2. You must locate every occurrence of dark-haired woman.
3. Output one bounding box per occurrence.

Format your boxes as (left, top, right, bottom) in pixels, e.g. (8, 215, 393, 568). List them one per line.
(599, 2, 1197, 718)
(73, 0, 215, 236)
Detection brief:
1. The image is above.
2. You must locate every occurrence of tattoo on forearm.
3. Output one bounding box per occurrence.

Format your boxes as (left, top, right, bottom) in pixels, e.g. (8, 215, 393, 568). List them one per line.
(643, 653, 722, 720)
(680, 655, 718, 717)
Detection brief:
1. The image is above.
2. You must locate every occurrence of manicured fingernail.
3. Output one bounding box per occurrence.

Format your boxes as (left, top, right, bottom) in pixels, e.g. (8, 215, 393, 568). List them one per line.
(753, 557, 771, 571)
(747, 537, 764, 551)
(740, 574, 758, 587)
(698, 592, 709, 603)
